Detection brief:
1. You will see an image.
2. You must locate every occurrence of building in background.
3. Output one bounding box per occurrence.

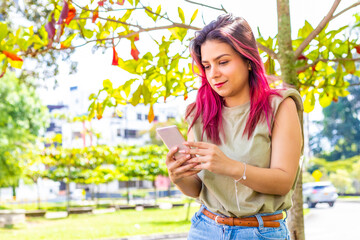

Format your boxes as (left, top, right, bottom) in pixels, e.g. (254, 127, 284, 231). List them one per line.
(43, 85, 184, 197)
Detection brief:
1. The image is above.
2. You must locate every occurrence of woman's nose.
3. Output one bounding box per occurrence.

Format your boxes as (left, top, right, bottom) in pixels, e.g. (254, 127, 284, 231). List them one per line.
(208, 65, 220, 79)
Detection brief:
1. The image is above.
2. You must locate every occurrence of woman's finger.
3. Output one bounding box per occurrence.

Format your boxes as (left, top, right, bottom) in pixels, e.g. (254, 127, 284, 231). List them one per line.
(179, 148, 208, 156)
(168, 154, 191, 171)
(187, 156, 206, 164)
(165, 147, 179, 164)
(183, 141, 211, 149)
(172, 163, 199, 175)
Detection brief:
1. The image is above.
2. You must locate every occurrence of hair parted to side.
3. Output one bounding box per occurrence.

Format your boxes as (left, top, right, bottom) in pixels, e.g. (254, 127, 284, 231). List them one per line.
(186, 14, 281, 144)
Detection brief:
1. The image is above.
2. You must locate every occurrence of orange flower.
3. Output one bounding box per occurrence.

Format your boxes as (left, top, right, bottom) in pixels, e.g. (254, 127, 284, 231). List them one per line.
(131, 47, 139, 60)
(65, 6, 76, 25)
(92, 8, 99, 23)
(2, 51, 23, 61)
(112, 46, 119, 65)
(117, 0, 125, 5)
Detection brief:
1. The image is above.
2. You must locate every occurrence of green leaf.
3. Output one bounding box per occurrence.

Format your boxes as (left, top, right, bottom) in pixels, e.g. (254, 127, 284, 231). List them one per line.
(178, 7, 185, 24)
(168, 27, 187, 42)
(319, 91, 332, 108)
(118, 59, 138, 74)
(0, 23, 9, 42)
(298, 20, 314, 39)
(88, 102, 95, 119)
(155, 5, 161, 17)
(83, 29, 94, 39)
(304, 90, 315, 113)
(88, 93, 96, 100)
(121, 78, 136, 98)
(121, 9, 134, 22)
(336, 89, 350, 97)
(142, 84, 151, 105)
(99, 30, 110, 39)
(61, 33, 78, 48)
(342, 55, 356, 74)
(131, 85, 142, 106)
(145, 7, 157, 22)
(103, 79, 113, 91)
(190, 9, 198, 24)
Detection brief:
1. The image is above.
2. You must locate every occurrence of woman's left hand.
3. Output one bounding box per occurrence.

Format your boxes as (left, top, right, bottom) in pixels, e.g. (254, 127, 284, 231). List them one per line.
(179, 141, 235, 176)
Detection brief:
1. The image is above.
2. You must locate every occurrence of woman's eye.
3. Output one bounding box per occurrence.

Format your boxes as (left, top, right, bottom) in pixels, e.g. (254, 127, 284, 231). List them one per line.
(203, 65, 210, 69)
(220, 61, 228, 65)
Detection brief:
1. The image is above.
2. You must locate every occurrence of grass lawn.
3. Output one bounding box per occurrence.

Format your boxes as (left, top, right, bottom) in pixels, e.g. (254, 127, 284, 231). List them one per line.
(0, 206, 200, 240)
(338, 196, 360, 201)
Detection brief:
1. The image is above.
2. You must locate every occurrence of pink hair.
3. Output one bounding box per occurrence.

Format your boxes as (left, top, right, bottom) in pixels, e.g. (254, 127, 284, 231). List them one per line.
(186, 14, 281, 144)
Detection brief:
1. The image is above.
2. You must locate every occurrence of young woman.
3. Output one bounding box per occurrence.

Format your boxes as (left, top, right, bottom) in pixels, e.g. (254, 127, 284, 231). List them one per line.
(165, 14, 303, 239)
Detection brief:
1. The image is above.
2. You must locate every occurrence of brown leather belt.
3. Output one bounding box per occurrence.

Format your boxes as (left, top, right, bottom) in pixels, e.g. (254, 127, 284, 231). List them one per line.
(201, 208, 282, 228)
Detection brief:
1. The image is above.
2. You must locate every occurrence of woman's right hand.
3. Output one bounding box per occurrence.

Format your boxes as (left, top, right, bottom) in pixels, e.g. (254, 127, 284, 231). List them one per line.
(166, 147, 200, 184)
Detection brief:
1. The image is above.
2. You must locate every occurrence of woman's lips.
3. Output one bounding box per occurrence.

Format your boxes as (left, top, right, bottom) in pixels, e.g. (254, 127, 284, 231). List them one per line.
(214, 81, 227, 88)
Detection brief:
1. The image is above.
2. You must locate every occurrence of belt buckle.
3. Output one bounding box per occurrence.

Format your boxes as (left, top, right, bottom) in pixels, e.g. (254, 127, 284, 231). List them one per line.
(214, 215, 225, 225)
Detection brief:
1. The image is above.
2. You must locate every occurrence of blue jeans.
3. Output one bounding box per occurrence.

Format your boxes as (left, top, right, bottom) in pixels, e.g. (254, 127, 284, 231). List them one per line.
(188, 205, 290, 240)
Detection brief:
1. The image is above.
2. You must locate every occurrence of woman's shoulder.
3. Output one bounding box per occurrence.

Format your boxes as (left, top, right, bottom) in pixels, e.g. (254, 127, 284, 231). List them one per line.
(271, 88, 303, 113)
(185, 102, 197, 124)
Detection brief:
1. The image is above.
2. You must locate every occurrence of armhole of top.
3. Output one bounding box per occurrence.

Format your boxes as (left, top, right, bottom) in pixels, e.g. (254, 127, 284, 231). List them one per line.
(270, 91, 303, 133)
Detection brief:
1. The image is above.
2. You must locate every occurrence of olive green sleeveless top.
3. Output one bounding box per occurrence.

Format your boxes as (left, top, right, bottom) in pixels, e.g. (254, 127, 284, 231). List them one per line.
(186, 88, 304, 217)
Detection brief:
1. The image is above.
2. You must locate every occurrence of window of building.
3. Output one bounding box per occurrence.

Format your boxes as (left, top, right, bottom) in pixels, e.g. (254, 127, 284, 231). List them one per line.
(137, 113, 142, 120)
(124, 129, 138, 138)
(72, 131, 82, 139)
(117, 129, 122, 137)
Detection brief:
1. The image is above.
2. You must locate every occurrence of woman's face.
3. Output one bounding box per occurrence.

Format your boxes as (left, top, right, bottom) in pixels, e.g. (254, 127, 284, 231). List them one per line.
(200, 40, 250, 107)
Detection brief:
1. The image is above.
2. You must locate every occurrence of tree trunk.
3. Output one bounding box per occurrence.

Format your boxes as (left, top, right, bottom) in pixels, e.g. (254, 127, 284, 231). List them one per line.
(66, 181, 70, 212)
(126, 181, 130, 204)
(153, 179, 157, 205)
(277, 0, 305, 239)
(36, 180, 41, 210)
(12, 185, 16, 201)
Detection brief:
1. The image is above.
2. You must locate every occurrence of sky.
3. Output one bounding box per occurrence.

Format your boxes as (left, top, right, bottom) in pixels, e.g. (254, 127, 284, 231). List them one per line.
(36, 0, 359, 119)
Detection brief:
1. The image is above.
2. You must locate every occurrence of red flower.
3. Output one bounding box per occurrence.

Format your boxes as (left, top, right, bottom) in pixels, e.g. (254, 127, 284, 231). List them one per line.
(57, 0, 69, 24)
(65, 6, 76, 25)
(45, 13, 56, 39)
(92, 9, 99, 23)
(117, 0, 125, 5)
(2, 51, 23, 61)
(112, 46, 119, 65)
(131, 47, 139, 60)
(355, 45, 360, 54)
(98, 0, 106, 6)
(297, 54, 308, 61)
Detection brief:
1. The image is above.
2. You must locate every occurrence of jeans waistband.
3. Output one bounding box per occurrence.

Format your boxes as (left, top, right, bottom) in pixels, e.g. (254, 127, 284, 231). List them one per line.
(200, 205, 284, 219)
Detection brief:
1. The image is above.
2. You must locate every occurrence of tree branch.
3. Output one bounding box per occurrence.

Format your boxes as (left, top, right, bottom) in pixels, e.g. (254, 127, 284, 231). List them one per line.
(72, 23, 200, 48)
(350, 82, 360, 86)
(138, 2, 174, 23)
(256, 42, 278, 59)
(184, 0, 227, 13)
(71, 0, 142, 13)
(296, 57, 360, 72)
(331, 1, 360, 20)
(294, 0, 341, 60)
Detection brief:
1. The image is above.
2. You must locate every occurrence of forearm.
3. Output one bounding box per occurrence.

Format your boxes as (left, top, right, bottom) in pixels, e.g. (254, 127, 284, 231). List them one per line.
(228, 160, 297, 195)
(173, 175, 202, 198)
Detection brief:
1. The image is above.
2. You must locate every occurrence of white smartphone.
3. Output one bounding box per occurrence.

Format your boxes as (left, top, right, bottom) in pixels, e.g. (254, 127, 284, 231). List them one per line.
(156, 125, 189, 159)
